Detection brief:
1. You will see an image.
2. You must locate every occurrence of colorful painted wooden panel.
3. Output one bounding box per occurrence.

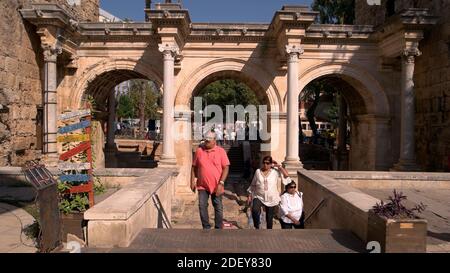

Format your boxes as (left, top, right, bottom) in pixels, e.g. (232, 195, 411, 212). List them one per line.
(59, 174, 90, 182)
(59, 109, 91, 121)
(58, 120, 91, 134)
(59, 142, 90, 161)
(57, 134, 90, 143)
(58, 162, 91, 172)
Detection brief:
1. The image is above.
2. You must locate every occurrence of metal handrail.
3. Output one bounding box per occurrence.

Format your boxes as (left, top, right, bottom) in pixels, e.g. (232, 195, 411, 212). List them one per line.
(304, 198, 327, 224)
(151, 193, 172, 229)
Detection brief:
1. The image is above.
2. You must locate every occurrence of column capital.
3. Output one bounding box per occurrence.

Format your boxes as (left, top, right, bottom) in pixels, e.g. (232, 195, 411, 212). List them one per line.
(158, 43, 180, 59)
(42, 43, 62, 63)
(285, 44, 304, 60)
(402, 47, 422, 64)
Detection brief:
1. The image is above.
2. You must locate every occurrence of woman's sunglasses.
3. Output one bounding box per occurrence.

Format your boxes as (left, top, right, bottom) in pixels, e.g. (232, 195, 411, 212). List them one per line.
(263, 162, 272, 165)
(289, 186, 296, 189)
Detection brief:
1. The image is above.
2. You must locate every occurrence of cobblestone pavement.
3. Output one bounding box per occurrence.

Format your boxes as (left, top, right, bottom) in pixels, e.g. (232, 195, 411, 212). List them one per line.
(171, 175, 283, 230)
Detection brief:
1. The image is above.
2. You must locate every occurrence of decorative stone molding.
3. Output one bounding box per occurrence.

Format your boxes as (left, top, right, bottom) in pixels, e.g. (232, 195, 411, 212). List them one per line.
(68, 19, 79, 31)
(66, 55, 79, 69)
(163, 10, 170, 18)
(158, 43, 180, 58)
(35, 9, 44, 18)
(41, 43, 62, 63)
(403, 47, 422, 63)
(285, 44, 304, 59)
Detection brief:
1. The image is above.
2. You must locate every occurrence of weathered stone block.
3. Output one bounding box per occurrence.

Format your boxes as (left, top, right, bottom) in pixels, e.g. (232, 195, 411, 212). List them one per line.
(12, 136, 31, 151)
(0, 56, 5, 71)
(5, 57, 18, 75)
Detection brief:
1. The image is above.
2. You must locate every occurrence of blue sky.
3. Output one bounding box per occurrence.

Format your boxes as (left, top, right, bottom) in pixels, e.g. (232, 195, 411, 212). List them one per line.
(100, 0, 314, 23)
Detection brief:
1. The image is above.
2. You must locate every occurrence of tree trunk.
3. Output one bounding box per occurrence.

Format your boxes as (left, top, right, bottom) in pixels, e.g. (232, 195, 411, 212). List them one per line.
(139, 83, 146, 138)
(307, 91, 321, 143)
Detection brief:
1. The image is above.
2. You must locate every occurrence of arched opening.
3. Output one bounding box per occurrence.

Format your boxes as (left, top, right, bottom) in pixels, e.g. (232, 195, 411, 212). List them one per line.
(299, 76, 367, 170)
(297, 65, 391, 171)
(188, 70, 272, 182)
(81, 69, 162, 169)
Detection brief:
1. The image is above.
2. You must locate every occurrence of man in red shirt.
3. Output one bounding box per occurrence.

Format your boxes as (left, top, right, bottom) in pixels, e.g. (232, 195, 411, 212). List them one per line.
(191, 131, 230, 229)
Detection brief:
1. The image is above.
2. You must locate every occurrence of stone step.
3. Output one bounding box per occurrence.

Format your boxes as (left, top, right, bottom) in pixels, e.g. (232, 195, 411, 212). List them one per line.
(86, 229, 365, 253)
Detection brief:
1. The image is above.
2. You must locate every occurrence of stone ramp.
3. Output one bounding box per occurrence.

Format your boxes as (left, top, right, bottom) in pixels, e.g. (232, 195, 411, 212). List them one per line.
(85, 229, 365, 253)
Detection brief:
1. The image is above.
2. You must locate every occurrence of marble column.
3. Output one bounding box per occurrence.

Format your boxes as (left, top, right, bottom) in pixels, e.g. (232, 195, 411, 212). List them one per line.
(106, 90, 116, 150)
(42, 44, 61, 165)
(158, 44, 179, 165)
(283, 45, 304, 170)
(394, 48, 421, 171)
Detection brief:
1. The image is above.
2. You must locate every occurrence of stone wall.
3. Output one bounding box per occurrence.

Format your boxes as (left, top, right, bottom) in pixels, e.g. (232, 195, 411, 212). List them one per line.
(0, 0, 99, 167)
(414, 1, 450, 171)
(0, 0, 43, 166)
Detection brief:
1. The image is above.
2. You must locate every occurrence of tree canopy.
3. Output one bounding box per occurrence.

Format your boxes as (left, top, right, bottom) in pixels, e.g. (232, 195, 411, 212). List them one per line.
(195, 79, 262, 111)
(116, 79, 161, 122)
(312, 0, 355, 24)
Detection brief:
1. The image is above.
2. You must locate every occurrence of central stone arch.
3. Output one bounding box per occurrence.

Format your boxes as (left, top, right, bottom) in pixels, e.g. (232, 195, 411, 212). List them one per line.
(175, 58, 281, 112)
(173, 58, 284, 193)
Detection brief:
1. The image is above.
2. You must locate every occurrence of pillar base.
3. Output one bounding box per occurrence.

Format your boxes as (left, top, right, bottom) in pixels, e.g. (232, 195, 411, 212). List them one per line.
(159, 156, 177, 167)
(43, 153, 59, 167)
(391, 160, 421, 172)
(282, 159, 303, 185)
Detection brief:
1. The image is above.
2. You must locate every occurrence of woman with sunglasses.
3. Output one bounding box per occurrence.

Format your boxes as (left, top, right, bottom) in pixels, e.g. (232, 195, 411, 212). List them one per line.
(279, 181, 305, 229)
(247, 156, 291, 229)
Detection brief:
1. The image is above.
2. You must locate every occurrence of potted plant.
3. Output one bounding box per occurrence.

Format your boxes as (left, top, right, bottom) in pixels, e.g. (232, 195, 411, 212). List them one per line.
(367, 190, 427, 253)
(58, 182, 89, 242)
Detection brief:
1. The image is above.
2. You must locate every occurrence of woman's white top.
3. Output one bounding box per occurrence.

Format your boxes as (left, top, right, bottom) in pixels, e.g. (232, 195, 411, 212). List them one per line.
(247, 168, 292, 207)
(280, 191, 304, 224)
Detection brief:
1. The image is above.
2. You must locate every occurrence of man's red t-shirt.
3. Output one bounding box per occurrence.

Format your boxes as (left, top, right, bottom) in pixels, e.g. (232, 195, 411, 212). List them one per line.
(192, 145, 230, 193)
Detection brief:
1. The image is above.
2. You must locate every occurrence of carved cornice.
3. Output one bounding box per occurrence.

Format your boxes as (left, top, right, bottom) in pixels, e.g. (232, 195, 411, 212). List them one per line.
(21, 4, 79, 59)
(146, 5, 191, 47)
(20, 4, 75, 28)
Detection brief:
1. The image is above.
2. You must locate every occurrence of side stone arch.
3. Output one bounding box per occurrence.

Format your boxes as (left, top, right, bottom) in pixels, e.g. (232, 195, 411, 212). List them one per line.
(175, 58, 282, 112)
(69, 58, 164, 109)
(293, 62, 390, 117)
(294, 62, 392, 170)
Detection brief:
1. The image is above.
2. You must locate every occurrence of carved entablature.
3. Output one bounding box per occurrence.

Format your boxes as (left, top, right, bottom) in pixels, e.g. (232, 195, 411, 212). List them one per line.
(187, 23, 268, 43)
(376, 8, 438, 59)
(146, 4, 191, 48)
(20, 4, 80, 63)
(266, 6, 317, 60)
